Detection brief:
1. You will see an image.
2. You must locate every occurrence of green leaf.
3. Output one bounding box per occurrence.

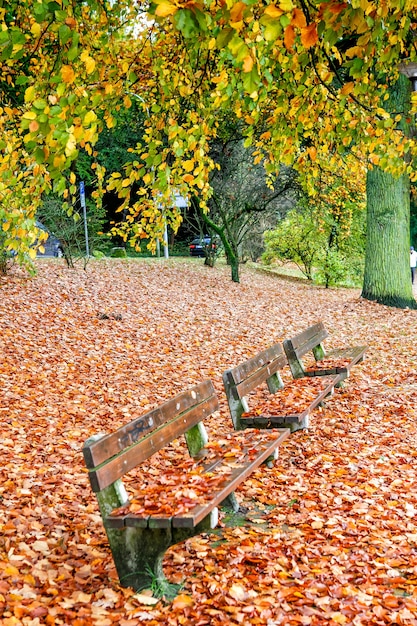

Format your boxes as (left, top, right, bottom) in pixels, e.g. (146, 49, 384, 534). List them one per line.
(174, 9, 199, 38)
(59, 24, 73, 45)
(33, 99, 47, 110)
(243, 68, 260, 94)
(11, 30, 26, 45)
(217, 28, 234, 49)
(193, 8, 207, 32)
(34, 147, 45, 164)
(67, 45, 79, 61)
(228, 35, 248, 62)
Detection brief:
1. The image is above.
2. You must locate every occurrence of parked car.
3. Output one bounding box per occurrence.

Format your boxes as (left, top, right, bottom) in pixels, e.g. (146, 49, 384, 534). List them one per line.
(189, 236, 217, 257)
(35, 221, 64, 258)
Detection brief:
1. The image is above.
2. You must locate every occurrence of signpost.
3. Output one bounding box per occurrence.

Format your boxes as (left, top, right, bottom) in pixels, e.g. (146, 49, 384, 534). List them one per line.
(159, 191, 188, 259)
(79, 181, 90, 257)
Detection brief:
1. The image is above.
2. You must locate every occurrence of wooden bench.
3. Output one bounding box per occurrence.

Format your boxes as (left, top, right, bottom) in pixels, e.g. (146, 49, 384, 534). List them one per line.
(222, 342, 341, 433)
(283, 322, 367, 382)
(82, 380, 290, 593)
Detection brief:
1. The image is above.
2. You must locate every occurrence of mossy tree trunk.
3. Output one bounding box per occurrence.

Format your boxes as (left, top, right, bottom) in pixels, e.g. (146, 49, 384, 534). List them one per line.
(362, 168, 415, 308)
(362, 74, 417, 309)
(200, 210, 241, 282)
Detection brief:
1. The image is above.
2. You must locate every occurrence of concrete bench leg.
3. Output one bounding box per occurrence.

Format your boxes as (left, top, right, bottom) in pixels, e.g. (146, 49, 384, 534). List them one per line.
(105, 513, 217, 594)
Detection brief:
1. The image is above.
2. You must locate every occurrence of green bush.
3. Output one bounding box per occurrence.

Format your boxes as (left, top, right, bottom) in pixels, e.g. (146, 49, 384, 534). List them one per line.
(262, 206, 365, 288)
(262, 210, 323, 280)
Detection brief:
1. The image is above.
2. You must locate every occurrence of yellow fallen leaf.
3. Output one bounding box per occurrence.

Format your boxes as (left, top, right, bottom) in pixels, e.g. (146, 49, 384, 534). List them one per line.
(71, 591, 92, 603)
(133, 593, 160, 605)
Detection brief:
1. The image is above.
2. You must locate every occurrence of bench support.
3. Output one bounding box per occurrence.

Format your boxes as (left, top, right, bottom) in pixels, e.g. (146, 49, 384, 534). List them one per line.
(104, 510, 217, 593)
(86, 420, 237, 593)
(283, 323, 367, 384)
(90, 453, 218, 592)
(223, 370, 286, 431)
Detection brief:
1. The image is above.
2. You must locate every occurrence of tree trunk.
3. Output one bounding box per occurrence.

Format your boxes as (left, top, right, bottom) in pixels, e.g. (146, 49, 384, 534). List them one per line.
(362, 167, 416, 308)
(230, 255, 240, 282)
(361, 74, 416, 309)
(199, 209, 241, 282)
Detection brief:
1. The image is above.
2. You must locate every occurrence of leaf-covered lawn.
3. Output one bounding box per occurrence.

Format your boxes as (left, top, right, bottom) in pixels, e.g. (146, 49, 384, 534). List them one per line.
(1, 258, 417, 625)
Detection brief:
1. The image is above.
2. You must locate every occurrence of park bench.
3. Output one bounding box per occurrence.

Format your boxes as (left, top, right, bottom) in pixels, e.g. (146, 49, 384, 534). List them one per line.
(82, 380, 290, 593)
(283, 321, 367, 382)
(222, 342, 341, 432)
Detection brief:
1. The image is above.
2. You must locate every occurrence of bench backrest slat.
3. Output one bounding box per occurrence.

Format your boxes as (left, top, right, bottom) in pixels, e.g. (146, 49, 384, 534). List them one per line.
(229, 356, 285, 400)
(83, 381, 219, 492)
(283, 322, 328, 358)
(83, 379, 215, 469)
(227, 343, 286, 387)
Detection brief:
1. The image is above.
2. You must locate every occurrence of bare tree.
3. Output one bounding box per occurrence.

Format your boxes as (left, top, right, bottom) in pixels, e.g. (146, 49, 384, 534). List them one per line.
(193, 138, 299, 282)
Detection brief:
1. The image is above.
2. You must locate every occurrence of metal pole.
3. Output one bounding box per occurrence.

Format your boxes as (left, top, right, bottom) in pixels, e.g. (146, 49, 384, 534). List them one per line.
(80, 181, 90, 257)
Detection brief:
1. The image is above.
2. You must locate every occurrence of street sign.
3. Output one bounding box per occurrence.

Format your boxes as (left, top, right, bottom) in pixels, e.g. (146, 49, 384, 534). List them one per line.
(80, 181, 86, 209)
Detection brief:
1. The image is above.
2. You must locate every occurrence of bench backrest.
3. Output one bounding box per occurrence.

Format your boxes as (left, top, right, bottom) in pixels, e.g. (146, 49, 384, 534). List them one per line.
(83, 380, 219, 493)
(283, 322, 328, 359)
(223, 343, 287, 401)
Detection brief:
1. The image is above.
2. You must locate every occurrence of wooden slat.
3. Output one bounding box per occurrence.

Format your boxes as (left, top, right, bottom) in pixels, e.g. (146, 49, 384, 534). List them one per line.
(228, 343, 286, 385)
(106, 514, 149, 529)
(83, 380, 216, 469)
(306, 346, 367, 376)
(284, 323, 328, 358)
(172, 428, 290, 527)
(240, 415, 300, 426)
(240, 376, 338, 426)
(305, 369, 341, 377)
(326, 346, 367, 366)
(106, 428, 290, 530)
(148, 517, 172, 529)
(105, 516, 128, 529)
(124, 515, 149, 529)
(232, 356, 286, 400)
(88, 393, 219, 492)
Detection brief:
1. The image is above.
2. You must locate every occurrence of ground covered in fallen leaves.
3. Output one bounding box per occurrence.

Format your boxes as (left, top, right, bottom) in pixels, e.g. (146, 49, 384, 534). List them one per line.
(1, 258, 417, 626)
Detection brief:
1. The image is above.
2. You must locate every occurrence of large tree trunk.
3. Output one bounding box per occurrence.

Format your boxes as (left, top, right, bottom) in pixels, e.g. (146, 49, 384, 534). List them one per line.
(362, 167, 416, 308)
(361, 73, 416, 309)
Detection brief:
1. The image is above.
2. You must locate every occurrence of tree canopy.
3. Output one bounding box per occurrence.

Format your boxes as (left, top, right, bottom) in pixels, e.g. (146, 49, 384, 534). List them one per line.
(1, 1, 416, 268)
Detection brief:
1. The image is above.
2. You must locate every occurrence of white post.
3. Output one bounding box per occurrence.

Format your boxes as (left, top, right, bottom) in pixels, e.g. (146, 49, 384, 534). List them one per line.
(80, 181, 90, 257)
(163, 220, 169, 259)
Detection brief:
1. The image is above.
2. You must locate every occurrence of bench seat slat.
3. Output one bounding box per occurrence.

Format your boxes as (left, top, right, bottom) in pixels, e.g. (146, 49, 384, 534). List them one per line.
(174, 427, 289, 527)
(105, 428, 290, 530)
(305, 346, 367, 376)
(240, 375, 339, 426)
(326, 345, 367, 364)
